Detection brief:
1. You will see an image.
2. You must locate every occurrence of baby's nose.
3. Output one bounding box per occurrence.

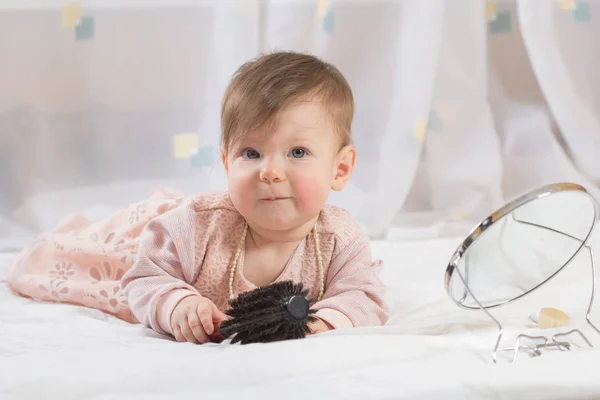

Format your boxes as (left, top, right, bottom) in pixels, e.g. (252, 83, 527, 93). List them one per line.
(259, 158, 286, 182)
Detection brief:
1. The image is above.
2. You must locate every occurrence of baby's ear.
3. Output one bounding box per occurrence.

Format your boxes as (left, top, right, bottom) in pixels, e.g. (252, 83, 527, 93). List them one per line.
(331, 145, 356, 191)
(220, 148, 228, 172)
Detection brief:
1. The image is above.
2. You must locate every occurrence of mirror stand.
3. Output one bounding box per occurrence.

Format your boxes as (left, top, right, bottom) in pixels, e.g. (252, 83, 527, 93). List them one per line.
(451, 213, 600, 364)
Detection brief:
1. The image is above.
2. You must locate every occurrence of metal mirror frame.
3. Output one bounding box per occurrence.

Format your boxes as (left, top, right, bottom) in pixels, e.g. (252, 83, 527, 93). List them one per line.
(444, 182, 600, 363)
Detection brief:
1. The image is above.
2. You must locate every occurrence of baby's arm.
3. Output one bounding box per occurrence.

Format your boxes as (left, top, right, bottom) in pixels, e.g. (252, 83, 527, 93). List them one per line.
(121, 198, 200, 336)
(311, 235, 389, 330)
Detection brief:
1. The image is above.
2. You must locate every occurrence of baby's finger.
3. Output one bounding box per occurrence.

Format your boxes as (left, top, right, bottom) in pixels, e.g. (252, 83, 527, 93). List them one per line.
(180, 318, 199, 344)
(209, 326, 225, 343)
(197, 304, 214, 336)
(187, 310, 209, 343)
(210, 302, 229, 322)
(173, 324, 185, 342)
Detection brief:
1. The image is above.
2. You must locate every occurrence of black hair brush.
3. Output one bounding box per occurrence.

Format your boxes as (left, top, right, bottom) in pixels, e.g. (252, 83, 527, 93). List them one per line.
(218, 280, 318, 344)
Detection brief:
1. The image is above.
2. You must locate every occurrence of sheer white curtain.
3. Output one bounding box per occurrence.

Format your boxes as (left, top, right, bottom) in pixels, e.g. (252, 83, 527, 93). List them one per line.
(1, 0, 599, 250)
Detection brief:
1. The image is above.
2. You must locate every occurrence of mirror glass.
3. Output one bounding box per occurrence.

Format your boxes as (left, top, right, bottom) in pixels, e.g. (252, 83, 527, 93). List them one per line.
(446, 184, 597, 309)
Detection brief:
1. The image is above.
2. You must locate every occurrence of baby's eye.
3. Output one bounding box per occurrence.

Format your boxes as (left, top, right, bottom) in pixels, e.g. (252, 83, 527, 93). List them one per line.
(242, 149, 260, 159)
(289, 148, 306, 158)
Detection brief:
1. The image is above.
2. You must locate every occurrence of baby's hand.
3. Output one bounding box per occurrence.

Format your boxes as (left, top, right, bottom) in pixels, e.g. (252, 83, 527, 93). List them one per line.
(308, 318, 333, 335)
(170, 295, 228, 344)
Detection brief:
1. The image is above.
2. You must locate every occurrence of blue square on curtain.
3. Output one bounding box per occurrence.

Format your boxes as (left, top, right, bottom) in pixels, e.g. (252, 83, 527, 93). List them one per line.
(573, 2, 591, 21)
(428, 110, 444, 132)
(75, 16, 94, 40)
(489, 10, 511, 34)
(190, 146, 214, 168)
(323, 9, 334, 34)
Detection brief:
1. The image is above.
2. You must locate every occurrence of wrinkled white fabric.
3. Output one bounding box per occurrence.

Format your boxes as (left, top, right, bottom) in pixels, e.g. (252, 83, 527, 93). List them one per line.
(3, 231, 600, 399)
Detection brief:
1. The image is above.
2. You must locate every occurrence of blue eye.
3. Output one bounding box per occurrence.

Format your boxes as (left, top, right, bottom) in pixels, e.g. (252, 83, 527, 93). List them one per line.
(242, 149, 260, 159)
(290, 148, 306, 158)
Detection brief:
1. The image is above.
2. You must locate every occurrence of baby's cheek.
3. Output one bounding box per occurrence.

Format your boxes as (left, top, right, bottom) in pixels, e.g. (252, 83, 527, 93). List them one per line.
(228, 176, 254, 213)
(293, 174, 330, 210)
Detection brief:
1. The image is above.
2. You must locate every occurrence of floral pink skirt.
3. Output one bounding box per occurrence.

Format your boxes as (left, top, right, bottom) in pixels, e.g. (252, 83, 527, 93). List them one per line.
(5, 188, 186, 323)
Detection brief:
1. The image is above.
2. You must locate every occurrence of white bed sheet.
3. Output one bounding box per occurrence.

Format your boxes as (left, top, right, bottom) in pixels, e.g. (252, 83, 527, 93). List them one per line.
(3, 234, 600, 400)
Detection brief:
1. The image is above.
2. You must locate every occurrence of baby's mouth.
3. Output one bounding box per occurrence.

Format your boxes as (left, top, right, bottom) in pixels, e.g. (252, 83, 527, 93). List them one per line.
(261, 196, 291, 201)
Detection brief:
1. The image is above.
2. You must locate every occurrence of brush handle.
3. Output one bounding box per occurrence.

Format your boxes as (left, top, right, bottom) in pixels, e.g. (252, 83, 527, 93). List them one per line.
(286, 295, 310, 320)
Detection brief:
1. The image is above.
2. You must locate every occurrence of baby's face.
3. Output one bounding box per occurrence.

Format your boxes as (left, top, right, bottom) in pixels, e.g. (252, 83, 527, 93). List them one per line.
(223, 101, 348, 234)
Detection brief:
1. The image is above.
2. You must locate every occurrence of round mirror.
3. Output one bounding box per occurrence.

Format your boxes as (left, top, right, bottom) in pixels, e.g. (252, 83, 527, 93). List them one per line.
(445, 183, 597, 310)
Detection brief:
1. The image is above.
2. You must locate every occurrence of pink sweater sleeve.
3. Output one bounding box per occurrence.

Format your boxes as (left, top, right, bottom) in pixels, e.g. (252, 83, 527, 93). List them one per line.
(312, 235, 389, 330)
(121, 198, 200, 336)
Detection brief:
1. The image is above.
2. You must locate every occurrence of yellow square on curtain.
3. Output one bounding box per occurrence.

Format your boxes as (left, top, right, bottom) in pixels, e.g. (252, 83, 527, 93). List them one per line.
(240, 0, 258, 19)
(450, 209, 469, 221)
(62, 3, 82, 27)
(486, 0, 496, 21)
(415, 119, 428, 143)
(558, 0, 575, 10)
(173, 134, 199, 159)
(318, 0, 329, 19)
(436, 105, 457, 124)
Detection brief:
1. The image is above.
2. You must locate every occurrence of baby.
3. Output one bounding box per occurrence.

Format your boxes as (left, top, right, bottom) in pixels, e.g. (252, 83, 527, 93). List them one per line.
(5, 51, 388, 343)
(121, 51, 389, 343)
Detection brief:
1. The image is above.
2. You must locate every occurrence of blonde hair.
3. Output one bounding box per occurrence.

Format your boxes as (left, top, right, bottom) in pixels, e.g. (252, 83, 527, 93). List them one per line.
(220, 51, 354, 154)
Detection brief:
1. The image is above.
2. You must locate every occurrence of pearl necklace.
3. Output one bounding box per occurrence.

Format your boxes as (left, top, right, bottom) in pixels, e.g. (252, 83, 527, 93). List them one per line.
(228, 221, 325, 302)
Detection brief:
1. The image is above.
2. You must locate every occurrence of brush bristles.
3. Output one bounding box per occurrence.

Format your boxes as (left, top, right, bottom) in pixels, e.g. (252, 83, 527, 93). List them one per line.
(219, 281, 317, 344)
